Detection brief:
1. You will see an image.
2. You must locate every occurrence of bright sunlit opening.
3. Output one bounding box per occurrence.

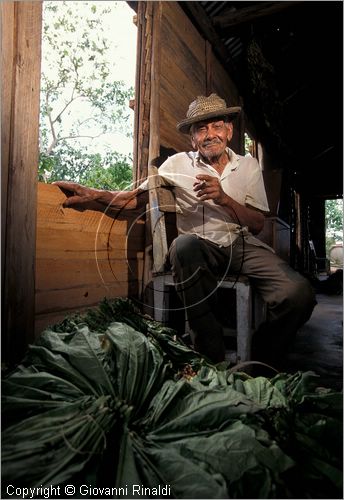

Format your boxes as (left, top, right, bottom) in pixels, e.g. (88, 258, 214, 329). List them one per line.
(39, 1, 137, 187)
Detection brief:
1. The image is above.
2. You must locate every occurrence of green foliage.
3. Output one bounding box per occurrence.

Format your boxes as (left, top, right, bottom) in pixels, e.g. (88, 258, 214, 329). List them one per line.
(39, 1, 135, 185)
(325, 199, 343, 255)
(244, 132, 254, 156)
(325, 199, 343, 237)
(2, 298, 343, 498)
(39, 145, 133, 190)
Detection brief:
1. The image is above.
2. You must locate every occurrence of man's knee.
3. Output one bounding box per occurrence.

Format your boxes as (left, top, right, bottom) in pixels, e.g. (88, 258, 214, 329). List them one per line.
(169, 234, 202, 266)
(282, 277, 316, 319)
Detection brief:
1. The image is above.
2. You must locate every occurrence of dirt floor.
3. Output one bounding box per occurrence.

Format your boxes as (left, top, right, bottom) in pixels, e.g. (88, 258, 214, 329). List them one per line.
(285, 292, 343, 391)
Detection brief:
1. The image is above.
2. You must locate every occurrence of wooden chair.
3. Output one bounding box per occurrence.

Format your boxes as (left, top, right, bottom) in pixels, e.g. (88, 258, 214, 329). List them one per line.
(147, 166, 266, 363)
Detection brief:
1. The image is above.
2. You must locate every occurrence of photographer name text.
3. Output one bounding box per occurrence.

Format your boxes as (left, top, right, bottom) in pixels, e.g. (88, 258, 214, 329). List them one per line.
(6, 483, 172, 498)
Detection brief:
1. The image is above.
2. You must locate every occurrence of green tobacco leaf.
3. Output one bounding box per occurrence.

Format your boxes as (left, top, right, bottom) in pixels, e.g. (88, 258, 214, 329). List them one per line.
(145, 384, 262, 441)
(228, 374, 287, 409)
(2, 395, 116, 489)
(25, 326, 116, 397)
(169, 420, 294, 482)
(105, 323, 167, 419)
(132, 437, 229, 499)
(2, 298, 342, 499)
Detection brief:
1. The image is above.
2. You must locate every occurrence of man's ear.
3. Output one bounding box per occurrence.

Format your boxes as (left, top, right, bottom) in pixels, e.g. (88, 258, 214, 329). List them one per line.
(226, 122, 234, 142)
(190, 135, 197, 150)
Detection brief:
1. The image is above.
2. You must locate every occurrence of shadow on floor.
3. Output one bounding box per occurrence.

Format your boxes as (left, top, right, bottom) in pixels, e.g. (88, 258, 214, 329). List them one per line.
(285, 293, 343, 391)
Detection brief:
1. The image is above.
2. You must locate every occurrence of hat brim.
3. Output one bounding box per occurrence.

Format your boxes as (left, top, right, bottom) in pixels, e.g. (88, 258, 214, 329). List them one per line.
(176, 106, 241, 134)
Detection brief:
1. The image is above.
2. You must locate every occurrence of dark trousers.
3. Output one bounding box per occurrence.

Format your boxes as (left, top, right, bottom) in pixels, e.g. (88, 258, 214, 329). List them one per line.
(168, 234, 316, 363)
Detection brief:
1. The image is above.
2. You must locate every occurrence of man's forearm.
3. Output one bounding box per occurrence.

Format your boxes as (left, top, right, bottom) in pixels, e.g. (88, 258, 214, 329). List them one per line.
(53, 181, 148, 211)
(222, 195, 265, 235)
(91, 188, 139, 209)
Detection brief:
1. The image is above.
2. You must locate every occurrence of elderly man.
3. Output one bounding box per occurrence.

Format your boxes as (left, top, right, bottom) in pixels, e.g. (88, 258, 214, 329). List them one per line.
(54, 94, 316, 366)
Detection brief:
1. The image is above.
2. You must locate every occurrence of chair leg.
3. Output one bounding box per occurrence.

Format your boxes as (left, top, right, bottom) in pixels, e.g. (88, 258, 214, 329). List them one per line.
(253, 293, 266, 329)
(236, 282, 252, 362)
(153, 275, 169, 324)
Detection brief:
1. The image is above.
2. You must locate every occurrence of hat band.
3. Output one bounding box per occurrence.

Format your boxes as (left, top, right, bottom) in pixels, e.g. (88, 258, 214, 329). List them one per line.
(187, 104, 227, 119)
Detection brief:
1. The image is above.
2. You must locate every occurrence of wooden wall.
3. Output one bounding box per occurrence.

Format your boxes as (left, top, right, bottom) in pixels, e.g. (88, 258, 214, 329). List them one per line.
(159, 2, 243, 155)
(35, 183, 145, 335)
(159, 1, 206, 153)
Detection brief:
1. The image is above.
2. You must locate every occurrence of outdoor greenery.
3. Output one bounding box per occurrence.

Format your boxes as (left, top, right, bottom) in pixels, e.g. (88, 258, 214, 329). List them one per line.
(39, 146, 133, 190)
(325, 199, 343, 256)
(39, 1, 134, 189)
(244, 132, 254, 156)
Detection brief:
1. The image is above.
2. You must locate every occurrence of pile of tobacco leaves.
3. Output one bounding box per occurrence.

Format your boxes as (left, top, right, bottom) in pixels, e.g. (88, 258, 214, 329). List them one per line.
(2, 298, 343, 499)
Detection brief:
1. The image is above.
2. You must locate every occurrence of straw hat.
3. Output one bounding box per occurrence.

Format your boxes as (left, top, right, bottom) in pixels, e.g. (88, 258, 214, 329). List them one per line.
(176, 93, 241, 134)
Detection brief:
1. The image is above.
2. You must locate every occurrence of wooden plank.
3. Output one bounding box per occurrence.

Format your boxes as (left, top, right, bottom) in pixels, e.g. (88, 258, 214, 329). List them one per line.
(35, 181, 145, 332)
(148, 3, 170, 274)
(35, 283, 128, 315)
(162, 2, 206, 65)
(205, 41, 212, 95)
(213, 2, 302, 29)
(37, 182, 144, 232)
(36, 227, 143, 258)
(182, 2, 233, 68)
(3, 1, 43, 364)
(149, 1, 161, 166)
(159, 0, 206, 153)
(1, 3, 15, 289)
(159, 108, 191, 153)
(210, 53, 243, 154)
(158, 1, 208, 154)
(210, 53, 240, 104)
(137, 1, 153, 182)
(36, 205, 128, 233)
(132, 1, 143, 183)
(160, 17, 206, 90)
(35, 258, 140, 290)
(160, 67, 203, 115)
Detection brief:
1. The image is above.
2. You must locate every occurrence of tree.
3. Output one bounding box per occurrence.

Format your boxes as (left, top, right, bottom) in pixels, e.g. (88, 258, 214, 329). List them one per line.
(39, 1, 135, 189)
(325, 198, 343, 255)
(40, 146, 133, 190)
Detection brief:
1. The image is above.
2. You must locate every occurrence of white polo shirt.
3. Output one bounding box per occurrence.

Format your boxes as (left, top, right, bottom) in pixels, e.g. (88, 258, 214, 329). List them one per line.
(141, 148, 271, 249)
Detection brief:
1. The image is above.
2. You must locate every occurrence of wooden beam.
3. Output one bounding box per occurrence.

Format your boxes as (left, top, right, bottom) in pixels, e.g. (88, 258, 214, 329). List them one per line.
(2, 1, 42, 365)
(1, 2, 15, 293)
(213, 2, 303, 29)
(132, 2, 143, 183)
(148, 1, 161, 169)
(148, 2, 169, 274)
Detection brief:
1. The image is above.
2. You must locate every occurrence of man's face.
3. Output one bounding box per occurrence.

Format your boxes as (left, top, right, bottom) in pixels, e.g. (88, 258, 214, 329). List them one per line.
(190, 118, 233, 161)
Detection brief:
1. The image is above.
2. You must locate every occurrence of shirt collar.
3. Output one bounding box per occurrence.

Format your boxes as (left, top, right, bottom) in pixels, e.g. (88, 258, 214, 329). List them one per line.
(193, 147, 239, 171)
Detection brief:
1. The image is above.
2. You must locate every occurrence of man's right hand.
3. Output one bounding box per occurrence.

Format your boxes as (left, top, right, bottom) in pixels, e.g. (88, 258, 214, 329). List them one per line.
(52, 181, 98, 207)
(52, 181, 143, 210)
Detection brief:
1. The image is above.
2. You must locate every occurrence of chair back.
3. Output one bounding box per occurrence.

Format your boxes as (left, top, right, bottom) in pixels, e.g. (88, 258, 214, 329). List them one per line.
(148, 165, 177, 273)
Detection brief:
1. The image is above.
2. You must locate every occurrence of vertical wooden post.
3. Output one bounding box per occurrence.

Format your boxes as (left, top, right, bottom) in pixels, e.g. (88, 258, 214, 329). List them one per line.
(1, 1, 42, 365)
(148, 1, 161, 167)
(1, 3, 15, 292)
(132, 3, 143, 185)
(134, 1, 154, 184)
(148, 2, 167, 273)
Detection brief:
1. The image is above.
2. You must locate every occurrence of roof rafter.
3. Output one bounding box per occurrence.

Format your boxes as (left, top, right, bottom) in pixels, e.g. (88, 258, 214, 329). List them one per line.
(213, 1, 303, 29)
